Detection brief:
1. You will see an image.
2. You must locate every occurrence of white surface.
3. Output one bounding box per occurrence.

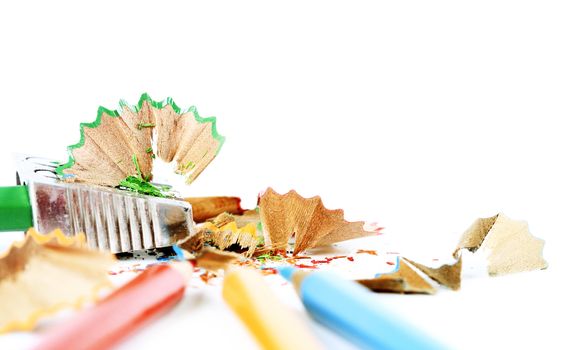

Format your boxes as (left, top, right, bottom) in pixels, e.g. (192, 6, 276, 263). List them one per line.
(1, 1, 565, 349)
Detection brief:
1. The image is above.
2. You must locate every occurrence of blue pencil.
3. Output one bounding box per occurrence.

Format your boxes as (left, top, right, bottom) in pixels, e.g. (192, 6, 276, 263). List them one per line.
(278, 267, 445, 350)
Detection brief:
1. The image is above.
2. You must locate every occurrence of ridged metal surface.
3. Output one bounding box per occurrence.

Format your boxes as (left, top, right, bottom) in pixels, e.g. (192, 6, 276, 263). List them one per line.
(16, 155, 195, 253)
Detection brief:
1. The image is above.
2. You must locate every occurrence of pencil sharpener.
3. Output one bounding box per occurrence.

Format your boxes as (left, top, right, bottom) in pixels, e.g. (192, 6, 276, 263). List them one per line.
(1, 154, 196, 253)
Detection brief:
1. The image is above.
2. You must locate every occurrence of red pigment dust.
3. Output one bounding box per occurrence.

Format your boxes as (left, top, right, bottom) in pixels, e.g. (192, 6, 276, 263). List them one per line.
(295, 255, 357, 267)
(287, 256, 312, 265)
(261, 268, 278, 275)
(311, 259, 331, 264)
(295, 264, 318, 269)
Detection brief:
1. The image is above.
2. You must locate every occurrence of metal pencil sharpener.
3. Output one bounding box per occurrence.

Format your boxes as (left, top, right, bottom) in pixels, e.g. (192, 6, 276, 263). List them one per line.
(9, 155, 196, 253)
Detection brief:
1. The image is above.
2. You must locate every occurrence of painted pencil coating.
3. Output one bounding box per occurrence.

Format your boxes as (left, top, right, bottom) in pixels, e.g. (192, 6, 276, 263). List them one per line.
(36, 263, 191, 350)
(222, 268, 322, 350)
(279, 267, 445, 350)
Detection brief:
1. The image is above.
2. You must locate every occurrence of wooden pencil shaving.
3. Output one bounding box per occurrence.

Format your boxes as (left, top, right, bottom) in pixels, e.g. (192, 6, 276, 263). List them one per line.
(453, 213, 548, 276)
(358, 259, 436, 294)
(212, 210, 261, 228)
(0, 229, 115, 333)
(358, 277, 407, 293)
(259, 188, 377, 255)
(186, 197, 244, 223)
(360, 213, 546, 295)
(177, 230, 205, 253)
(201, 212, 260, 257)
(57, 94, 224, 188)
(195, 247, 242, 273)
(404, 256, 462, 291)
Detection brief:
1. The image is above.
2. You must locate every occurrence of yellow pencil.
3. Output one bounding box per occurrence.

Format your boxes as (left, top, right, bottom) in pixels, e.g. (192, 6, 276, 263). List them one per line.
(222, 268, 322, 350)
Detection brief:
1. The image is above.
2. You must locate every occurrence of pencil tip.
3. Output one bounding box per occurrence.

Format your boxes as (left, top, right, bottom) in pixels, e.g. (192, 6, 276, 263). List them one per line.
(276, 266, 296, 281)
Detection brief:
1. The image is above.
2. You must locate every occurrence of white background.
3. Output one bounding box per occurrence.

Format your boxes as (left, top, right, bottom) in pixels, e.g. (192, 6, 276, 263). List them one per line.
(1, 1, 565, 349)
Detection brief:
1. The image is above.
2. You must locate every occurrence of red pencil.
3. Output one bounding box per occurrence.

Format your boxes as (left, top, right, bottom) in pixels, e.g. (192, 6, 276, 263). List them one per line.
(37, 263, 192, 350)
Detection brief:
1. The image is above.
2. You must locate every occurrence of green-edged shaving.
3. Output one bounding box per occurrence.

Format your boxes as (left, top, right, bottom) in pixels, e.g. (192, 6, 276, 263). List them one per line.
(56, 93, 225, 189)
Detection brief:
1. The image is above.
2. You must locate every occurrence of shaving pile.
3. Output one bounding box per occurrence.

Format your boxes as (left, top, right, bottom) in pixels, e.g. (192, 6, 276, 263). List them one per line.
(0, 94, 550, 338)
(52, 93, 549, 292)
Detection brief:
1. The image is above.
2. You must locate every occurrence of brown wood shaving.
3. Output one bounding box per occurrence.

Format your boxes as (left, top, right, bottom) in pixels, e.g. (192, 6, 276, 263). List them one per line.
(177, 230, 204, 253)
(404, 256, 462, 291)
(356, 249, 378, 256)
(259, 188, 375, 255)
(195, 247, 241, 273)
(453, 213, 548, 276)
(0, 229, 115, 333)
(358, 259, 436, 294)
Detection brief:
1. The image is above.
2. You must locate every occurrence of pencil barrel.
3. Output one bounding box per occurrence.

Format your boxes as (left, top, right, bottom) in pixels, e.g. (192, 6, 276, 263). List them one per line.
(37, 264, 188, 350)
(301, 272, 444, 350)
(223, 269, 322, 350)
(0, 186, 33, 231)
(185, 196, 243, 223)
